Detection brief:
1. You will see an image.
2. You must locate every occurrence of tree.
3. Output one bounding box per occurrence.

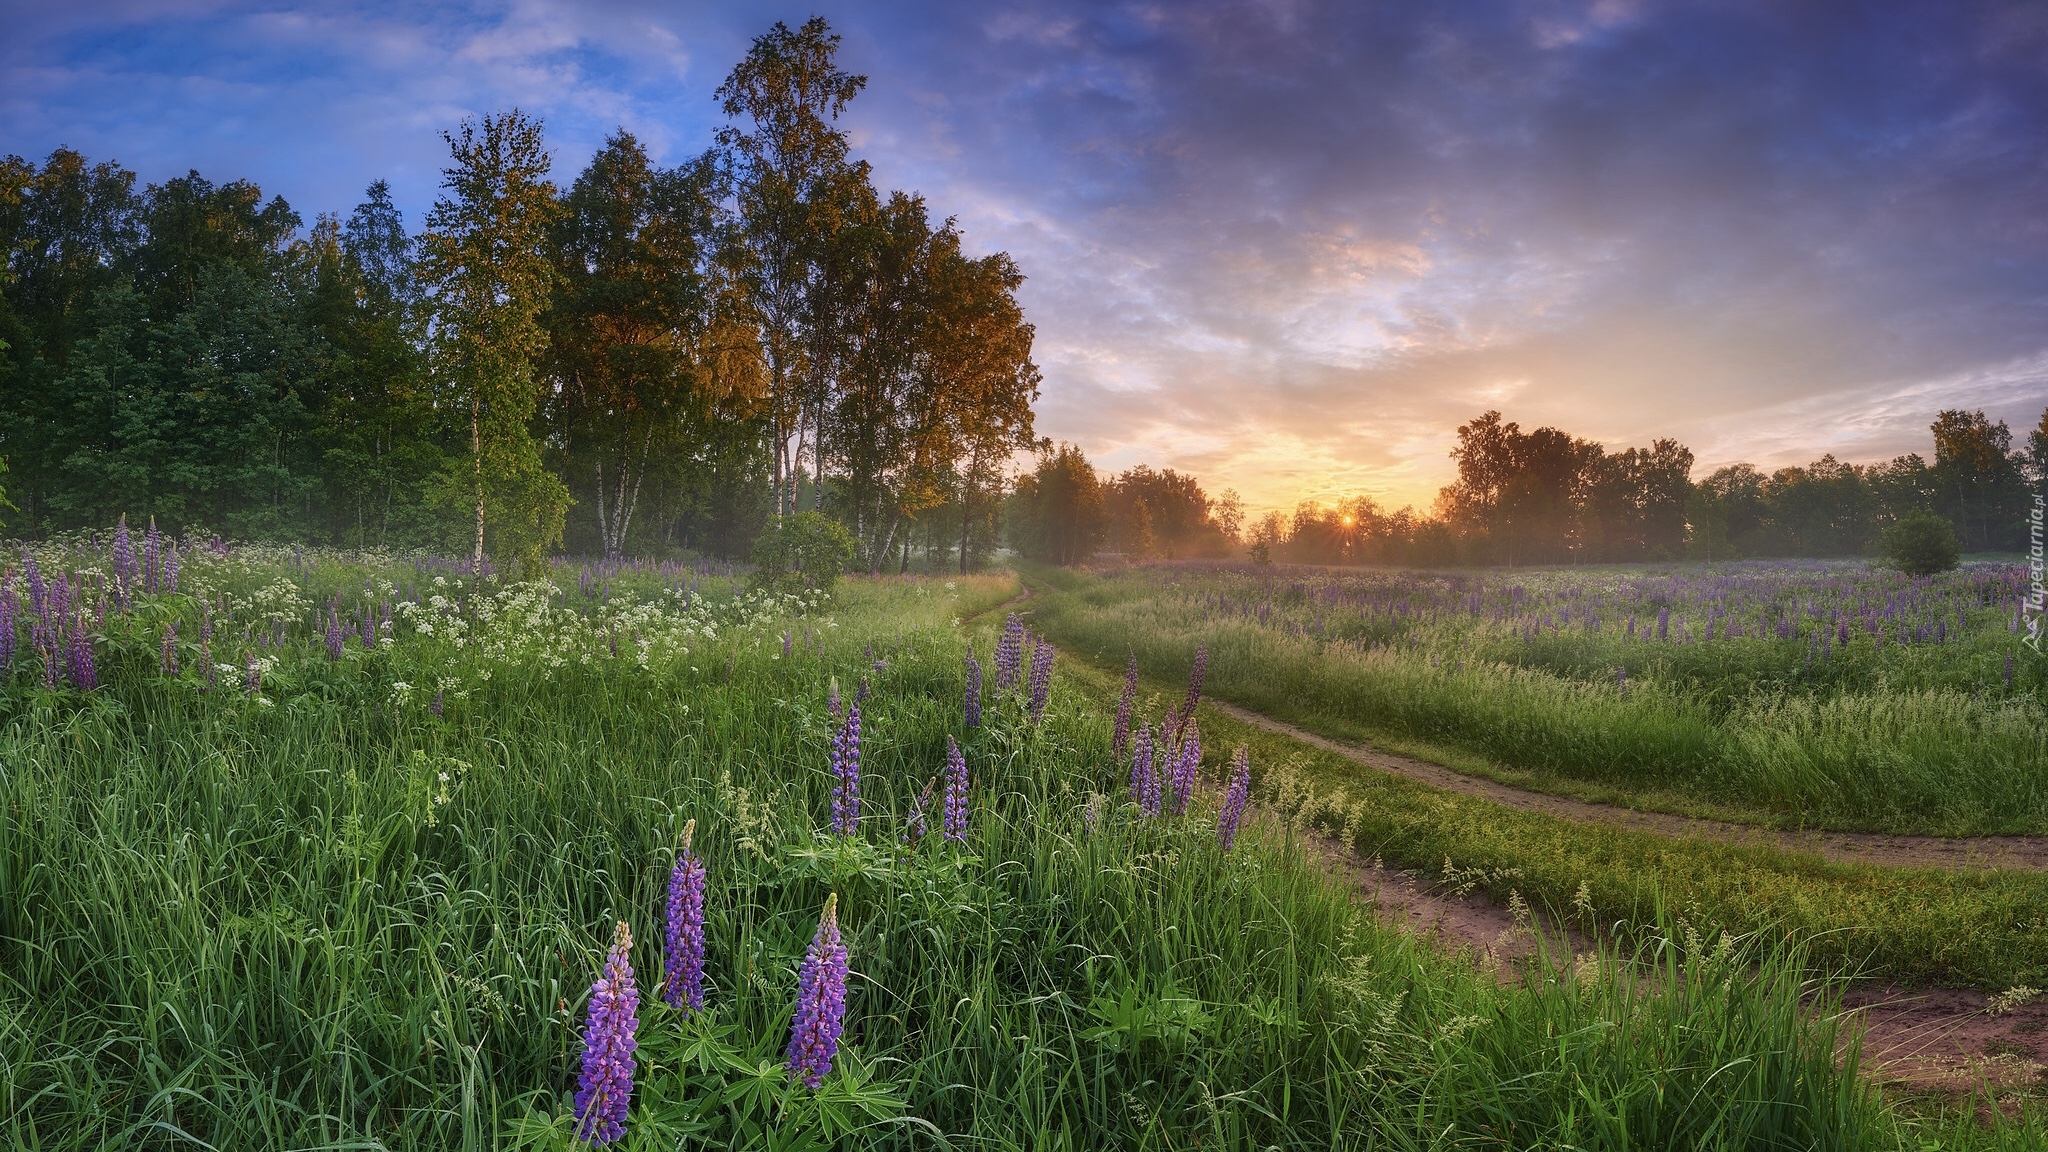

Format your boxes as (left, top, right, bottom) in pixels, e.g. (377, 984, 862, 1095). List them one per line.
(1879, 509, 1960, 576)
(717, 17, 869, 520)
(418, 110, 568, 575)
(1010, 444, 1105, 565)
(1930, 408, 2027, 551)
(2026, 406, 2048, 493)
(549, 132, 721, 557)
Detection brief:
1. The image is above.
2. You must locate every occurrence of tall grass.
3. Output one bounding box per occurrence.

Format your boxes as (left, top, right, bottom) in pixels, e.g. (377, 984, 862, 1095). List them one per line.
(0, 553, 2034, 1146)
(1027, 562, 2048, 834)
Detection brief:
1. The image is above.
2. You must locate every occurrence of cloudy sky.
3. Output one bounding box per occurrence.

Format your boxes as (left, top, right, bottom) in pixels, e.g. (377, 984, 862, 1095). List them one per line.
(5, 1, 2044, 513)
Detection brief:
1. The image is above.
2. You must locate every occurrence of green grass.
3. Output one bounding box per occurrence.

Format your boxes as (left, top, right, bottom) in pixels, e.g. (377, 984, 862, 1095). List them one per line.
(1020, 561, 2048, 836)
(0, 547, 2041, 1147)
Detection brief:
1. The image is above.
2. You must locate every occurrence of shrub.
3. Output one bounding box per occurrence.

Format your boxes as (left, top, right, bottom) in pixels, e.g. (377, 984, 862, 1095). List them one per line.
(1878, 510, 1960, 575)
(750, 511, 856, 592)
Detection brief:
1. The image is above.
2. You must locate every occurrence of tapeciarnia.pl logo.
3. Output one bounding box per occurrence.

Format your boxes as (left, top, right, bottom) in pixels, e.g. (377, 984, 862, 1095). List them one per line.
(2027, 493, 2045, 654)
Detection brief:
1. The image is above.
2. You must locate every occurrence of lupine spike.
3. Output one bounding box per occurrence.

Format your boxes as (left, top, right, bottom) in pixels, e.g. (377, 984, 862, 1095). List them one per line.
(1181, 644, 1208, 722)
(1170, 719, 1201, 815)
(785, 894, 849, 1090)
(1027, 640, 1054, 722)
(1135, 725, 1161, 818)
(1218, 747, 1251, 851)
(963, 650, 982, 728)
(903, 777, 936, 843)
(664, 821, 707, 1013)
(942, 735, 969, 842)
(830, 701, 862, 835)
(573, 921, 641, 1145)
(994, 614, 1024, 689)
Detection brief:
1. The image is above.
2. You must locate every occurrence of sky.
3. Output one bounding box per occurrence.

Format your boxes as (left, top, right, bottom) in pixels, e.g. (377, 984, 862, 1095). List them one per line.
(4, 0, 2045, 514)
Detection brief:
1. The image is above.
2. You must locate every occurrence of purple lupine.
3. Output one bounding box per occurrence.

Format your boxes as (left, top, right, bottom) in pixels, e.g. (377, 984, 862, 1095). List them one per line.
(1170, 719, 1201, 815)
(164, 541, 179, 594)
(111, 516, 135, 605)
(160, 623, 179, 677)
(830, 702, 862, 836)
(994, 614, 1024, 689)
(573, 920, 641, 1145)
(1181, 645, 1208, 723)
(1218, 747, 1251, 851)
(66, 626, 96, 691)
(1027, 641, 1054, 722)
(664, 821, 707, 1013)
(22, 553, 46, 621)
(325, 610, 345, 660)
(360, 606, 376, 651)
(144, 518, 161, 593)
(963, 650, 982, 729)
(1112, 651, 1137, 762)
(1656, 606, 1670, 641)
(942, 735, 969, 842)
(785, 894, 849, 1090)
(0, 580, 15, 670)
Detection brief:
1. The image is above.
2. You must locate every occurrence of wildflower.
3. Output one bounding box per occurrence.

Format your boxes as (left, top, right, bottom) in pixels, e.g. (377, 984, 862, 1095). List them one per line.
(144, 518, 161, 593)
(1028, 640, 1054, 722)
(0, 582, 15, 670)
(1181, 645, 1208, 722)
(111, 516, 135, 604)
(664, 821, 707, 1014)
(785, 894, 849, 1090)
(903, 777, 935, 843)
(994, 614, 1024, 688)
(943, 736, 969, 842)
(326, 610, 345, 660)
(831, 701, 862, 836)
(573, 921, 640, 1145)
(1170, 719, 1201, 815)
(66, 626, 96, 691)
(963, 650, 982, 728)
(164, 541, 179, 593)
(1656, 606, 1670, 641)
(1133, 725, 1161, 818)
(1218, 747, 1251, 850)
(160, 622, 178, 677)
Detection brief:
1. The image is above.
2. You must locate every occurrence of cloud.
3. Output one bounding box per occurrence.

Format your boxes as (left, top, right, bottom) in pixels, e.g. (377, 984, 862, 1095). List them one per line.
(4, 0, 2044, 514)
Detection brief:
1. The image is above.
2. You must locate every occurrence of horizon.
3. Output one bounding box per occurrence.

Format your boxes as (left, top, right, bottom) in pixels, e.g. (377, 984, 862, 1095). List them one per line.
(5, 1, 2045, 518)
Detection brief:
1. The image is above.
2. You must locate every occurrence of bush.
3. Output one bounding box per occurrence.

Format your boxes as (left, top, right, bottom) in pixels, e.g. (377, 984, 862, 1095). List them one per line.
(749, 511, 856, 592)
(1878, 510, 1961, 575)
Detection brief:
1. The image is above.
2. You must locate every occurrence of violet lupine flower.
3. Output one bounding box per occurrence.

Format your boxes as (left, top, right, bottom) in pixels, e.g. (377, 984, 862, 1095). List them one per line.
(573, 920, 641, 1146)
(164, 541, 179, 593)
(1181, 645, 1208, 722)
(1027, 641, 1054, 722)
(0, 581, 15, 670)
(785, 894, 849, 1090)
(111, 516, 135, 605)
(22, 553, 46, 620)
(942, 736, 969, 842)
(994, 614, 1024, 689)
(1656, 606, 1670, 641)
(66, 626, 96, 691)
(963, 650, 982, 729)
(830, 702, 862, 836)
(144, 518, 161, 594)
(160, 623, 179, 677)
(1112, 651, 1137, 762)
(664, 820, 707, 1013)
(1218, 747, 1251, 851)
(325, 610, 345, 660)
(1169, 720, 1201, 815)
(1133, 725, 1161, 818)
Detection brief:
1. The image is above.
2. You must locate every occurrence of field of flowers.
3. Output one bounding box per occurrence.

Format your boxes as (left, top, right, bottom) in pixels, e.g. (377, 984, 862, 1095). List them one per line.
(0, 529, 2040, 1146)
(1027, 558, 2048, 835)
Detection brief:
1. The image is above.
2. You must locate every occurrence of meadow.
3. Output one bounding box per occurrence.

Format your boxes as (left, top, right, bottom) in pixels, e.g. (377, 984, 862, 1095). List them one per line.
(1024, 558, 2047, 836)
(0, 530, 2041, 1148)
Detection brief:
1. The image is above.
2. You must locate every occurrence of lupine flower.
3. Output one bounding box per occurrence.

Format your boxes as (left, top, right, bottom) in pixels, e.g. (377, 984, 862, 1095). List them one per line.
(0, 581, 15, 670)
(1218, 747, 1251, 851)
(1656, 606, 1670, 641)
(1027, 641, 1054, 722)
(144, 518, 161, 594)
(830, 702, 862, 836)
(1134, 725, 1161, 818)
(160, 623, 179, 677)
(785, 894, 849, 1090)
(963, 650, 982, 728)
(164, 541, 179, 593)
(1181, 645, 1208, 722)
(942, 736, 969, 842)
(573, 920, 641, 1145)
(1170, 719, 1201, 815)
(111, 516, 135, 605)
(994, 614, 1024, 689)
(664, 821, 707, 1013)
(66, 626, 96, 691)
(1113, 651, 1137, 762)
(326, 610, 345, 660)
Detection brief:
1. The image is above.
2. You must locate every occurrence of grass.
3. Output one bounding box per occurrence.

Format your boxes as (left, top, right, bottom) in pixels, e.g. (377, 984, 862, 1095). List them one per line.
(1020, 560, 2048, 836)
(0, 541, 2041, 1147)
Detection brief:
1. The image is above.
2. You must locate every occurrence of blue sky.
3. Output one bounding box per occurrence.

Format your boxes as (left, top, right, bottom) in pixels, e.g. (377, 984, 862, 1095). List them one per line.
(6, 0, 2045, 513)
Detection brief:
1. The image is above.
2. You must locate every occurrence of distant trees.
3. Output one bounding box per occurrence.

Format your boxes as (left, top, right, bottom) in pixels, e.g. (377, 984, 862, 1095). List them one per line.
(1008, 444, 1106, 565)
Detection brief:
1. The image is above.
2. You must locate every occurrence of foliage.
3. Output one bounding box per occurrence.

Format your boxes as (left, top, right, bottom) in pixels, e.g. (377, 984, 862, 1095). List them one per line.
(1007, 443, 1107, 565)
(1, 536, 2035, 1148)
(1881, 509, 1963, 576)
(750, 509, 856, 592)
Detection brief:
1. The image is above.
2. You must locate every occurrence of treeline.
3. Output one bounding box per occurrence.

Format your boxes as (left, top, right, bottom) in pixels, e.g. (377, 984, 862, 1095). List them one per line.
(0, 19, 1039, 571)
(1014, 406, 2048, 568)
